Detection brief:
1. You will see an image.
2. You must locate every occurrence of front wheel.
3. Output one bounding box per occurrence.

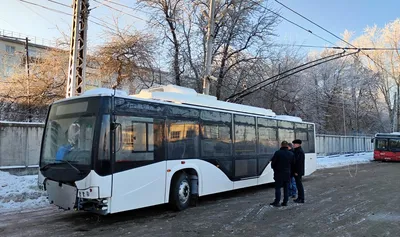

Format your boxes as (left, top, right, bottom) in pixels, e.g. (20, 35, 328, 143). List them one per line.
(170, 172, 191, 211)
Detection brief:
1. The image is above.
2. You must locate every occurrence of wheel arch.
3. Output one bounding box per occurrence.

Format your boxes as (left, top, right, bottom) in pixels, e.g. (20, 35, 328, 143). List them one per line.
(165, 166, 201, 203)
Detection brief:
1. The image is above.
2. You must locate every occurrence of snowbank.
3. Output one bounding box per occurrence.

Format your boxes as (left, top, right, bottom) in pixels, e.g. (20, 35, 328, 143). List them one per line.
(0, 171, 48, 213)
(317, 152, 374, 169)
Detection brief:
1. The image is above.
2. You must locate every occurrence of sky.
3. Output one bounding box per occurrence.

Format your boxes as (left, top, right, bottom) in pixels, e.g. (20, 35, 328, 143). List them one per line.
(0, 0, 399, 51)
(274, 0, 399, 47)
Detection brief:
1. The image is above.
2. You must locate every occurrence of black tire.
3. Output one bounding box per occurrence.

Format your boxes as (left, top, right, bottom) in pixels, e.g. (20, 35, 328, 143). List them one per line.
(169, 172, 191, 211)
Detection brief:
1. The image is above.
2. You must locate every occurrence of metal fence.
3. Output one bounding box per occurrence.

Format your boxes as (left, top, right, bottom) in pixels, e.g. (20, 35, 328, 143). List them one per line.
(1, 29, 56, 47)
(315, 134, 374, 156)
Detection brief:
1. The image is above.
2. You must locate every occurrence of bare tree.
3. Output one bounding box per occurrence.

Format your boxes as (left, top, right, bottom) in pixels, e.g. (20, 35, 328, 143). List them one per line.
(206, 0, 279, 99)
(137, 0, 184, 86)
(94, 26, 156, 90)
(0, 48, 68, 121)
(353, 20, 400, 131)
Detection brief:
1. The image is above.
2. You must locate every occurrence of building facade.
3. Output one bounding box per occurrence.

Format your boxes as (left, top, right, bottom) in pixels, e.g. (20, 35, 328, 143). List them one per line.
(0, 35, 49, 80)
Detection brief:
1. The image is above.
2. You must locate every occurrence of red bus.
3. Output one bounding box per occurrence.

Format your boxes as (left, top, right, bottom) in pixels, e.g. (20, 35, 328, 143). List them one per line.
(372, 133, 400, 161)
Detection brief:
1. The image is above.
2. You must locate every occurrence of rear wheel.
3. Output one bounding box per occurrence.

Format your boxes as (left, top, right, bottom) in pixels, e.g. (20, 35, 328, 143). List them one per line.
(170, 172, 191, 211)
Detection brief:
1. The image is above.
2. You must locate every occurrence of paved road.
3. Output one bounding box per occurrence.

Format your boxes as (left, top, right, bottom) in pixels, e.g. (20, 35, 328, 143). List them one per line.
(1, 161, 399, 237)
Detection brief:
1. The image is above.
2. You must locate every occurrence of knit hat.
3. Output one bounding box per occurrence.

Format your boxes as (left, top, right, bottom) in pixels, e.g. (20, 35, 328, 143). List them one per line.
(292, 139, 302, 144)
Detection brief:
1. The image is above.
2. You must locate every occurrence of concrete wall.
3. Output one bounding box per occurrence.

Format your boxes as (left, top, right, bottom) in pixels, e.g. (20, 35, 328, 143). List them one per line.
(0, 121, 44, 168)
(0, 122, 374, 170)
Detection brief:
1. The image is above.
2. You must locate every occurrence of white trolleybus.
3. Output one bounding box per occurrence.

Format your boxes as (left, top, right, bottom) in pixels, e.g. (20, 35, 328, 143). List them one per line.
(38, 85, 317, 215)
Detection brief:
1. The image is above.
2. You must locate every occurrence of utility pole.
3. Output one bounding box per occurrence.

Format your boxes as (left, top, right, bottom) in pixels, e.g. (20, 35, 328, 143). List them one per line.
(24, 37, 30, 77)
(24, 37, 31, 122)
(394, 92, 397, 132)
(1, 35, 32, 120)
(202, 0, 216, 95)
(66, 0, 89, 98)
(341, 73, 346, 136)
(397, 84, 400, 132)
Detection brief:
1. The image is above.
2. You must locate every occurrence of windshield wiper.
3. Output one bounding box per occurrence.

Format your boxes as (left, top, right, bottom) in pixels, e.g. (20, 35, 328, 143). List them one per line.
(59, 160, 82, 173)
(40, 160, 82, 174)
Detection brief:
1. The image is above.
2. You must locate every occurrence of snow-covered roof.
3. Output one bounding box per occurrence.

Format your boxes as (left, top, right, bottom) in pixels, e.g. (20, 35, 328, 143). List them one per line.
(82, 88, 128, 97)
(375, 132, 400, 137)
(275, 115, 303, 122)
(132, 84, 276, 117)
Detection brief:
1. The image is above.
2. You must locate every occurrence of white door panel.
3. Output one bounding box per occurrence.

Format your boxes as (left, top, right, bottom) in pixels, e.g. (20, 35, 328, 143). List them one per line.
(111, 162, 166, 213)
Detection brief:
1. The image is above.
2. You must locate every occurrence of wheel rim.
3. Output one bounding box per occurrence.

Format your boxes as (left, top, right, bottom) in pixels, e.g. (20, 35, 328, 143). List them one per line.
(178, 180, 190, 204)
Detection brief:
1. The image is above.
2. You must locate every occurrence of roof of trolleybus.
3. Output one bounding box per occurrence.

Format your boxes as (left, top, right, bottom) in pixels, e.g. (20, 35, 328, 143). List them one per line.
(375, 132, 400, 139)
(55, 85, 315, 126)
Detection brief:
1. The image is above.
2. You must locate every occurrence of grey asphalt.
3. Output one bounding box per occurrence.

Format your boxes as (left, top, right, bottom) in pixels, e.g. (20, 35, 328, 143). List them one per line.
(1, 161, 399, 237)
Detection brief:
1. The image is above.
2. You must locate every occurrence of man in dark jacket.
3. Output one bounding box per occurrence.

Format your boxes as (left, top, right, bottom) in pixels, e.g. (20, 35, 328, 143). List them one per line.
(292, 139, 305, 203)
(270, 141, 295, 207)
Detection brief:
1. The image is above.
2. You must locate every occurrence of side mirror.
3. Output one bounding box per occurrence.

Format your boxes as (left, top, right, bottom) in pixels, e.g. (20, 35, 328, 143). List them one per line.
(117, 125, 122, 152)
(112, 122, 123, 152)
(111, 122, 121, 131)
(371, 138, 374, 143)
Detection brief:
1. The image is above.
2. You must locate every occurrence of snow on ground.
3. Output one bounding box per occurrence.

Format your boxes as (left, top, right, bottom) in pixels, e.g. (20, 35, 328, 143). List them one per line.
(0, 152, 374, 213)
(0, 171, 48, 213)
(317, 152, 374, 169)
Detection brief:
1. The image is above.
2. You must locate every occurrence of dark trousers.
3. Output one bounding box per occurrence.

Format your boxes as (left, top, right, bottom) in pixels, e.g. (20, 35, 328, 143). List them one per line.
(274, 179, 289, 204)
(294, 175, 304, 200)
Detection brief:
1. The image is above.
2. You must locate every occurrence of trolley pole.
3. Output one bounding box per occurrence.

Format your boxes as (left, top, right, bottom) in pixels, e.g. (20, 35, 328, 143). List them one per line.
(25, 37, 32, 122)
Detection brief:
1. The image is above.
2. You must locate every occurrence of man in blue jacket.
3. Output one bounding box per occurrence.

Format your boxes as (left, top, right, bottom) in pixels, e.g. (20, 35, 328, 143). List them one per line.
(270, 141, 295, 207)
(287, 143, 297, 198)
(292, 139, 305, 203)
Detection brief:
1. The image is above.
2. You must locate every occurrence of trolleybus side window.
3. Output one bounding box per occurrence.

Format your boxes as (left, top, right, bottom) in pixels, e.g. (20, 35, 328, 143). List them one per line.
(257, 118, 278, 175)
(234, 115, 256, 155)
(115, 116, 165, 165)
(168, 120, 200, 159)
(167, 106, 200, 119)
(257, 118, 278, 154)
(115, 99, 164, 117)
(308, 124, 315, 153)
(278, 121, 294, 144)
(389, 139, 400, 151)
(199, 110, 233, 177)
(375, 139, 387, 150)
(295, 123, 309, 152)
(200, 110, 232, 157)
(234, 115, 257, 178)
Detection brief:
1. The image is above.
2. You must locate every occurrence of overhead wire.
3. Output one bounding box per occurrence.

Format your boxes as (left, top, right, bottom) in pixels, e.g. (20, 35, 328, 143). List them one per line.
(17, 0, 117, 33)
(250, 0, 337, 47)
(272, 44, 400, 51)
(274, 0, 398, 78)
(103, 0, 151, 16)
(92, 0, 149, 23)
(227, 0, 383, 101)
(225, 50, 346, 101)
(224, 0, 357, 100)
(47, 0, 71, 8)
(18, 0, 70, 16)
(18, 0, 56, 26)
(230, 50, 360, 101)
